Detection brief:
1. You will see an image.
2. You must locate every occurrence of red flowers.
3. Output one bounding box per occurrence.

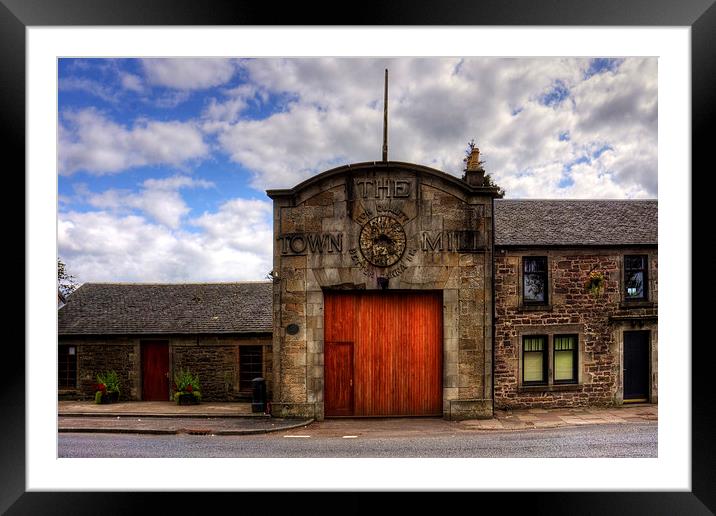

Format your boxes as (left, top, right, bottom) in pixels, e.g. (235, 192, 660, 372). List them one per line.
(97, 383, 107, 393)
(186, 384, 193, 393)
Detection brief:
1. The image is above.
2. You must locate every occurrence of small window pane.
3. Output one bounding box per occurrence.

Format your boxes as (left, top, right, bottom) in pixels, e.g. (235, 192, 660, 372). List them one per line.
(524, 337, 544, 352)
(523, 336, 546, 384)
(524, 258, 546, 273)
(524, 353, 544, 382)
(524, 273, 546, 302)
(554, 336, 574, 351)
(625, 255, 647, 300)
(554, 351, 574, 381)
(625, 271, 644, 298)
(239, 346, 263, 394)
(554, 336, 576, 382)
(625, 256, 645, 270)
(524, 257, 548, 304)
(58, 345, 77, 388)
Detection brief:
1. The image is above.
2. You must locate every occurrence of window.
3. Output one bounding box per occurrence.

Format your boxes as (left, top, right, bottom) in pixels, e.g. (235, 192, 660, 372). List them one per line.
(239, 346, 263, 396)
(523, 256, 548, 304)
(553, 335, 578, 384)
(624, 255, 648, 300)
(523, 336, 547, 385)
(58, 345, 77, 388)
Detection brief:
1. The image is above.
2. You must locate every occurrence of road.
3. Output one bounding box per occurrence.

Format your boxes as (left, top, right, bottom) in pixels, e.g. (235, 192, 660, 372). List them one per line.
(58, 421, 657, 458)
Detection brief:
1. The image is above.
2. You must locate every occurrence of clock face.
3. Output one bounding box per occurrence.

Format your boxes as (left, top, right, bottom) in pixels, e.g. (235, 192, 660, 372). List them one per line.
(359, 216, 407, 267)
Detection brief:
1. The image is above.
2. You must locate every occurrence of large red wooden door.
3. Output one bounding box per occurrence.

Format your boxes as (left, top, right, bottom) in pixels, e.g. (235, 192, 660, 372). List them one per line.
(141, 341, 169, 401)
(324, 291, 442, 417)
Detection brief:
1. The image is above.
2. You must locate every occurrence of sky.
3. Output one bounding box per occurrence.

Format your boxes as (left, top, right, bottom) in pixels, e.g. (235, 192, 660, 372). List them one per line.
(57, 57, 658, 285)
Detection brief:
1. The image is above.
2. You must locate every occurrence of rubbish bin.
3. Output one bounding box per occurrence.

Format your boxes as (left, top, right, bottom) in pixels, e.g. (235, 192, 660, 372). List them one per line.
(251, 377, 266, 413)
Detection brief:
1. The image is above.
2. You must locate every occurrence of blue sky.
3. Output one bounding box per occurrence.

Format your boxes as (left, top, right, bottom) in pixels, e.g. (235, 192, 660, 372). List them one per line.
(58, 57, 657, 284)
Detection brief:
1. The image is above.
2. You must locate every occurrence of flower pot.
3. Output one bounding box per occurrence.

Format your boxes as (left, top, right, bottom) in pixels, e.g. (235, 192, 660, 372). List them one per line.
(176, 393, 200, 405)
(95, 391, 120, 404)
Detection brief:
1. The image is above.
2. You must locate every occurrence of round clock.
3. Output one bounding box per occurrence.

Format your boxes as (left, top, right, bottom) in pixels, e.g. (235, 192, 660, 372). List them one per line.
(359, 215, 407, 267)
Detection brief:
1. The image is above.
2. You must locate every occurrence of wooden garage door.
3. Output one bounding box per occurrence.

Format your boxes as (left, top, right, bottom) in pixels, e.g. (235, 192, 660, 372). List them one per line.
(324, 291, 442, 417)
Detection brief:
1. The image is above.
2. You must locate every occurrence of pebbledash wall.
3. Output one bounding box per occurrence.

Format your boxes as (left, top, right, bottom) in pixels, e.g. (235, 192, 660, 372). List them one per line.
(267, 160, 501, 420)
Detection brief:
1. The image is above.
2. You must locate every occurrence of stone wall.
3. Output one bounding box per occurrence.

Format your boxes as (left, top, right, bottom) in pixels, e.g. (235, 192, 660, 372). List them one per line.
(494, 248, 657, 409)
(71, 338, 136, 400)
(58, 334, 272, 401)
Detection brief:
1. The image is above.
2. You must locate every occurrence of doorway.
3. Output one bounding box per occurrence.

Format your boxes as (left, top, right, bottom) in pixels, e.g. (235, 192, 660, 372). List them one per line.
(323, 290, 443, 416)
(141, 341, 169, 401)
(623, 330, 650, 403)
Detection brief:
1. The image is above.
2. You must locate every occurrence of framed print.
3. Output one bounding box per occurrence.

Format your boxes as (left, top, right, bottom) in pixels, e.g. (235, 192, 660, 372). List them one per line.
(6, 0, 712, 513)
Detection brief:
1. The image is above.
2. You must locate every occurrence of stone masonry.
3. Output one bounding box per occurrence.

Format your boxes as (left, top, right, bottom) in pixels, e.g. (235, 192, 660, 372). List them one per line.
(494, 248, 657, 409)
(59, 335, 272, 402)
(268, 161, 500, 420)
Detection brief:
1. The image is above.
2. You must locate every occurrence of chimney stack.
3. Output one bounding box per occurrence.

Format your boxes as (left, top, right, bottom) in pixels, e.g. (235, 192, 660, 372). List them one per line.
(464, 143, 485, 187)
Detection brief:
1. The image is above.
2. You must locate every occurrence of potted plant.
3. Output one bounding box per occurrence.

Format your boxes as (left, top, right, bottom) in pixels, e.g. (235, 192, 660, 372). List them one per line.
(173, 368, 202, 405)
(584, 270, 606, 298)
(94, 370, 120, 404)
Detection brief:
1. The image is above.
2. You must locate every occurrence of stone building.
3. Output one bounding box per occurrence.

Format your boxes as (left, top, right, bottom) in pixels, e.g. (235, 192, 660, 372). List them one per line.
(57, 283, 273, 402)
(57, 150, 657, 421)
(267, 158, 500, 420)
(493, 200, 658, 409)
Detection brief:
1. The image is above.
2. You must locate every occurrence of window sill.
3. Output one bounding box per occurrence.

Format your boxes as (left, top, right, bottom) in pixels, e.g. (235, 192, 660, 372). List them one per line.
(619, 300, 655, 309)
(518, 383, 582, 393)
(519, 304, 552, 312)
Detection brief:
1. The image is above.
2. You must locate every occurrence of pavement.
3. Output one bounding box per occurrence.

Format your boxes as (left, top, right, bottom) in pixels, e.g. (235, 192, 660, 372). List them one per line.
(58, 401, 313, 435)
(463, 404, 657, 431)
(58, 401, 656, 436)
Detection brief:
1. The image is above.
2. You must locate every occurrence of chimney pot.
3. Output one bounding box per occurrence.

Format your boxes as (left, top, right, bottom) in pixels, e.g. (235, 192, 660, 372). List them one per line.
(464, 146, 485, 186)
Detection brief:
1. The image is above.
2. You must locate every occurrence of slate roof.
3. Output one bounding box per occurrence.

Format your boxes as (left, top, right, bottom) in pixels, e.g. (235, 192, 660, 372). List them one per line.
(58, 282, 273, 335)
(494, 199, 657, 247)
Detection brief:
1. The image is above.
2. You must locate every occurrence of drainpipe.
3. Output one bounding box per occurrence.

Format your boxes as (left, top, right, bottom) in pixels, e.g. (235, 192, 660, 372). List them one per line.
(491, 196, 496, 416)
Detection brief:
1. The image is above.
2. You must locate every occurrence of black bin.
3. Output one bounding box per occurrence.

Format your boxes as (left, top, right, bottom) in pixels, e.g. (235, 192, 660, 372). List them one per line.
(251, 377, 266, 413)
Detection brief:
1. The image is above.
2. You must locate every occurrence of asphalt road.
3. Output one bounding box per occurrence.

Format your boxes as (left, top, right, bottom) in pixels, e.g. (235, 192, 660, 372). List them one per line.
(58, 422, 657, 458)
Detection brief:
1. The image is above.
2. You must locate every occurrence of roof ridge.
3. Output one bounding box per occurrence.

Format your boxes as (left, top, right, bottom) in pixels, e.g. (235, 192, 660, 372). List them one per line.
(495, 198, 657, 202)
(81, 281, 271, 285)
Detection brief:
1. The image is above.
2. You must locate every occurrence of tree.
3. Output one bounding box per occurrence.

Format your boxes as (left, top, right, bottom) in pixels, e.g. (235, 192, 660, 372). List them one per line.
(58, 258, 78, 297)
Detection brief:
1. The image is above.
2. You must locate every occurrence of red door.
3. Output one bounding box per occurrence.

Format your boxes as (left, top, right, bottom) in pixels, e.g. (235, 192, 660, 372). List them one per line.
(324, 291, 442, 417)
(141, 341, 169, 401)
(324, 342, 354, 416)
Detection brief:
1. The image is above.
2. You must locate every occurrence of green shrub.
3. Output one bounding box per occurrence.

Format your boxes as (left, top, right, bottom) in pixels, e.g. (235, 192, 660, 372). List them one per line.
(94, 391, 103, 404)
(96, 370, 121, 393)
(174, 368, 201, 393)
(173, 368, 202, 404)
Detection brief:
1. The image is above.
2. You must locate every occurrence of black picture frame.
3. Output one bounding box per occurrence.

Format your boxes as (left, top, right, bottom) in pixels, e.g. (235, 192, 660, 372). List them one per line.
(4, 0, 711, 513)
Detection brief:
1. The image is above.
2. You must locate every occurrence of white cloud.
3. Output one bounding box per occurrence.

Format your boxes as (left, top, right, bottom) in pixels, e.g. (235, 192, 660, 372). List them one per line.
(120, 72, 144, 93)
(58, 109, 209, 175)
(83, 175, 214, 228)
(58, 77, 120, 103)
(58, 197, 273, 284)
(209, 57, 656, 198)
(216, 101, 380, 189)
(141, 58, 237, 90)
(190, 198, 273, 254)
(57, 57, 658, 284)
